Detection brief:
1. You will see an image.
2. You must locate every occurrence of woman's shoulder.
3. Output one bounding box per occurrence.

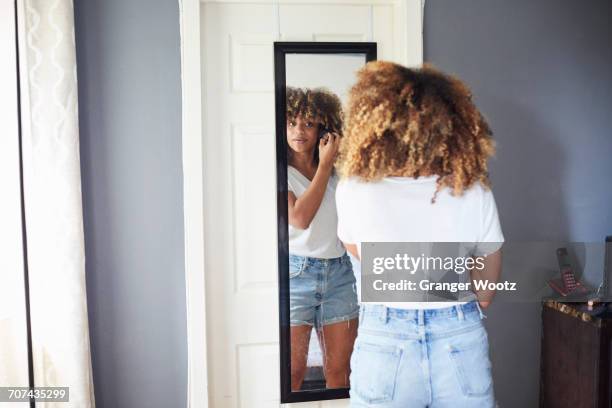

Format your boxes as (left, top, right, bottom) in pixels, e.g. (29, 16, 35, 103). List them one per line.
(287, 165, 300, 176)
(463, 181, 495, 199)
(448, 181, 497, 210)
(288, 165, 310, 183)
(336, 175, 370, 190)
(336, 176, 387, 203)
(336, 176, 360, 196)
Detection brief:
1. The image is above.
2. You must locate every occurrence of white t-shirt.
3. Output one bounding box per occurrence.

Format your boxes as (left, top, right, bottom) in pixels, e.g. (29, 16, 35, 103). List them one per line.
(335, 175, 504, 309)
(287, 166, 346, 259)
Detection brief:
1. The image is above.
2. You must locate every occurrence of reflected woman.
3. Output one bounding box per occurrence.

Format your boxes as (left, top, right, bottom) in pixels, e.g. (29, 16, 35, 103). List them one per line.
(286, 87, 359, 391)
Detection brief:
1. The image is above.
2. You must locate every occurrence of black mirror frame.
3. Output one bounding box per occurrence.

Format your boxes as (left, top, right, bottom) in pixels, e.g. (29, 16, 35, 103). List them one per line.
(274, 41, 377, 404)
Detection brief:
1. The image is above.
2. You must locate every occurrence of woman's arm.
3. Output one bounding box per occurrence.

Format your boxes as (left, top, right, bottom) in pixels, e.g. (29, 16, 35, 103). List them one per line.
(343, 242, 360, 260)
(288, 163, 333, 229)
(288, 134, 339, 230)
(469, 249, 502, 309)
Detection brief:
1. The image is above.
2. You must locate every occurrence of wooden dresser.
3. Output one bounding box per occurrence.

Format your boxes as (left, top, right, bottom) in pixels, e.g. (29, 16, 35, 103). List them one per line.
(540, 300, 612, 407)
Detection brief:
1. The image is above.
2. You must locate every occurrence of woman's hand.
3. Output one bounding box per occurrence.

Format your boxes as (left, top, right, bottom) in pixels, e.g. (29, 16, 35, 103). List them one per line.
(470, 250, 502, 309)
(318, 132, 340, 169)
(478, 300, 491, 309)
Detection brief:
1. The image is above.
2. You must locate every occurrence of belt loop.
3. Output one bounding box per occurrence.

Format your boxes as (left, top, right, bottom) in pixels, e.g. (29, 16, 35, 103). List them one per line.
(476, 302, 487, 319)
(359, 304, 365, 325)
(456, 304, 465, 321)
(417, 308, 424, 326)
(381, 306, 388, 324)
(301, 258, 307, 275)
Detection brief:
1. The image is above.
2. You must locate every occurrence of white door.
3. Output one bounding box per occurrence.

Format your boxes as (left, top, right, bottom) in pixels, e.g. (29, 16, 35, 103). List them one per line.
(199, 1, 422, 406)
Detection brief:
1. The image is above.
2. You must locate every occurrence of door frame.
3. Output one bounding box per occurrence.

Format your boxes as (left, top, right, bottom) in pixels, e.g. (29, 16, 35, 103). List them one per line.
(179, 1, 425, 406)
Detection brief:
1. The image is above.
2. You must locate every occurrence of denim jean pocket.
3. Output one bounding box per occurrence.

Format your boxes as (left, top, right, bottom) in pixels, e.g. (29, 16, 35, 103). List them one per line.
(448, 330, 493, 397)
(350, 341, 402, 404)
(289, 257, 305, 279)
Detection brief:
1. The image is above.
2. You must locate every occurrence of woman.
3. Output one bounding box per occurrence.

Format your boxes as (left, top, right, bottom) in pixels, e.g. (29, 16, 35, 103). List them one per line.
(335, 62, 504, 407)
(286, 86, 359, 391)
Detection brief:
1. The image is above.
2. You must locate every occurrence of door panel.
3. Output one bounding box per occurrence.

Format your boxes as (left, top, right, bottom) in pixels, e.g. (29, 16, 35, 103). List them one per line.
(203, 4, 279, 408)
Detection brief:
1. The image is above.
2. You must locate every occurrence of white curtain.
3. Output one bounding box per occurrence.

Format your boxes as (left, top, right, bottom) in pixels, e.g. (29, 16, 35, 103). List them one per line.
(15, 0, 95, 406)
(0, 2, 30, 404)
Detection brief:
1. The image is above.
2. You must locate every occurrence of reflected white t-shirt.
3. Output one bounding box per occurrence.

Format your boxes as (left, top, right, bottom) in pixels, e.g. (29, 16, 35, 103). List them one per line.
(335, 175, 504, 309)
(287, 166, 345, 259)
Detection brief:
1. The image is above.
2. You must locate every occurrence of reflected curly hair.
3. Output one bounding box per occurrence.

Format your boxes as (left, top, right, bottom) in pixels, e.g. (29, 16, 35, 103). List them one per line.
(336, 61, 496, 202)
(286, 86, 344, 164)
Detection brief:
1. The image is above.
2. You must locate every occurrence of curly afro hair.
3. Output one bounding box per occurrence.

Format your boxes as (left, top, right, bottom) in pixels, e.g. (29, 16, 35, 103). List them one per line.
(286, 86, 343, 133)
(336, 61, 496, 202)
(286, 86, 344, 164)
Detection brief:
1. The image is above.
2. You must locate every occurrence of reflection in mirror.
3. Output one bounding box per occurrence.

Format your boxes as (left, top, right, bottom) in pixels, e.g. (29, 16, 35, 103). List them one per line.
(285, 53, 367, 393)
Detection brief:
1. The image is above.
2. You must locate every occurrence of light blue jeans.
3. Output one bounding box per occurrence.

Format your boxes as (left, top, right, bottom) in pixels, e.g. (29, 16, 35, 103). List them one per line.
(349, 302, 495, 407)
(289, 253, 359, 327)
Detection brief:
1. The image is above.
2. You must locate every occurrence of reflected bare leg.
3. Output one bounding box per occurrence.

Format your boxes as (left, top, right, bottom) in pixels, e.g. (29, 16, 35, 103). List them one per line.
(319, 318, 358, 389)
(290, 324, 313, 391)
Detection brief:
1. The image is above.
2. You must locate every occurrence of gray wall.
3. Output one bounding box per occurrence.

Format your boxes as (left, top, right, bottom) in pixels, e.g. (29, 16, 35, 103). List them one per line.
(74, 0, 187, 407)
(424, 0, 612, 406)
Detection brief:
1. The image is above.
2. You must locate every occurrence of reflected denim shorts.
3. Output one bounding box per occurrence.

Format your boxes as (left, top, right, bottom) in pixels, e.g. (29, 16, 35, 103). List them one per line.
(349, 301, 496, 407)
(289, 252, 359, 328)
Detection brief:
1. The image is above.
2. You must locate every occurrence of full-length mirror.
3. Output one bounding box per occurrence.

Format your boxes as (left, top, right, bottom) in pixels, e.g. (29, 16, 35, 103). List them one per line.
(275, 42, 376, 403)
